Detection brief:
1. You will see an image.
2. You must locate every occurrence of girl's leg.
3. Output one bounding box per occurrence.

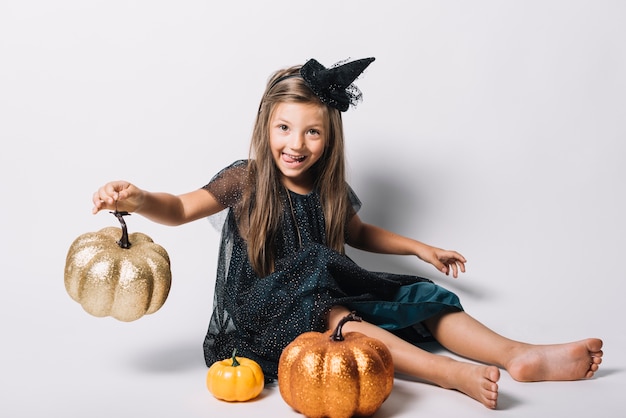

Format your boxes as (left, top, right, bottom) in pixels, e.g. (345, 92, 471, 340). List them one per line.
(423, 310, 603, 382)
(328, 306, 501, 409)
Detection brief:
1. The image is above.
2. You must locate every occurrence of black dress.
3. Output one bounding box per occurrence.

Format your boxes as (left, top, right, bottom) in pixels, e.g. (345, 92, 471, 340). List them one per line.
(202, 160, 462, 379)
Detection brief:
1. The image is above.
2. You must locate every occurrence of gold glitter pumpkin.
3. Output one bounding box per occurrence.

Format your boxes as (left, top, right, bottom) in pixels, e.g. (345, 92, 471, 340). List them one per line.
(64, 211, 171, 322)
(278, 312, 394, 418)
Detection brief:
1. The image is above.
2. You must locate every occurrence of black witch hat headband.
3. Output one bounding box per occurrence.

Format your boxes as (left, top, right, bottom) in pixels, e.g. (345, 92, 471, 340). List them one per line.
(268, 57, 375, 112)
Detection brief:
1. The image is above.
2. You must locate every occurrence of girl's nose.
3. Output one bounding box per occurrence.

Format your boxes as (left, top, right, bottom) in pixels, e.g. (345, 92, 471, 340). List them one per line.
(288, 132, 305, 150)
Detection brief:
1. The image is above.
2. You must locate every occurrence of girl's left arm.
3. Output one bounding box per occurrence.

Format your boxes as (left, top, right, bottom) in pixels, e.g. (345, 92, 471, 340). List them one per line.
(345, 214, 467, 278)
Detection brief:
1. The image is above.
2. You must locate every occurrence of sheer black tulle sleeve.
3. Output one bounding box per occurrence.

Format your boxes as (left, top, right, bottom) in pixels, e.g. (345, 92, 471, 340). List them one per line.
(201, 160, 249, 208)
(347, 184, 362, 215)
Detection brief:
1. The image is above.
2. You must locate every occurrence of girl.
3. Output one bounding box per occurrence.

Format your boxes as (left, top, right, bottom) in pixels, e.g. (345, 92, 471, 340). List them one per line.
(92, 57, 603, 409)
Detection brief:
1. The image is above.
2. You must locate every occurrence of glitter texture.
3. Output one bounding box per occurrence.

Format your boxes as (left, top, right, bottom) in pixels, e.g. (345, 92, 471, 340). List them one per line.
(201, 160, 462, 380)
(277, 323, 394, 418)
(64, 226, 172, 322)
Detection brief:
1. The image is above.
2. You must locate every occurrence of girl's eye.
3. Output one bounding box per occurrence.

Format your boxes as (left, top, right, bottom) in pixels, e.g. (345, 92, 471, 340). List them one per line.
(279, 124, 289, 131)
(308, 129, 320, 136)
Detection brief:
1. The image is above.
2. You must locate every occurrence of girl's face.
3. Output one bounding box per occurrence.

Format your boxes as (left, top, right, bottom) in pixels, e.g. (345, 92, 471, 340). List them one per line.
(269, 101, 327, 194)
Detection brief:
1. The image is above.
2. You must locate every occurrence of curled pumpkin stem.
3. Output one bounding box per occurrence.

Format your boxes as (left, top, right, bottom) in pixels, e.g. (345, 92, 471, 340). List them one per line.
(231, 348, 241, 367)
(330, 311, 362, 342)
(110, 210, 132, 249)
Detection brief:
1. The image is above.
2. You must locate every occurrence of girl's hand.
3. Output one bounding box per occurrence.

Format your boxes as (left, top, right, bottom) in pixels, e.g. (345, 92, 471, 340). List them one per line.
(92, 181, 145, 214)
(421, 247, 467, 278)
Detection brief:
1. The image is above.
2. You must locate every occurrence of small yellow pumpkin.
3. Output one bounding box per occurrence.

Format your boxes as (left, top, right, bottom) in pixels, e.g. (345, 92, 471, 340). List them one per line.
(206, 349, 265, 402)
(64, 211, 171, 322)
(278, 312, 394, 418)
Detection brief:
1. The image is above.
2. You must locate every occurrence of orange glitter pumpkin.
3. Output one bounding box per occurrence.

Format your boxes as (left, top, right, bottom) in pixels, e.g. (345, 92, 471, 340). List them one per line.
(278, 312, 394, 418)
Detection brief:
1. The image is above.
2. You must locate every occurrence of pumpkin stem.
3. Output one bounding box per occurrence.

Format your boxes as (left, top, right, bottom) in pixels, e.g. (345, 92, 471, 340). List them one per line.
(231, 348, 241, 367)
(111, 210, 132, 249)
(330, 311, 362, 342)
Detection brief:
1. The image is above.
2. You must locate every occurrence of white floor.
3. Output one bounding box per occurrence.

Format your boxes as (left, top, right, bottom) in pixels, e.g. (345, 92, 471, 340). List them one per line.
(2, 239, 622, 418)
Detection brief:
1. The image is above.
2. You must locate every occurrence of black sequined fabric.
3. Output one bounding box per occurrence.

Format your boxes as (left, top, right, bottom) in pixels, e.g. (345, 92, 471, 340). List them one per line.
(202, 160, 462, 379)
(300, 57, 375, 111)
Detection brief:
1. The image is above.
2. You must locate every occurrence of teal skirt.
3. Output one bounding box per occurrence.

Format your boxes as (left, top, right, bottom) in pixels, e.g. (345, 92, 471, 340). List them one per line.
(347, 280, 462, 337)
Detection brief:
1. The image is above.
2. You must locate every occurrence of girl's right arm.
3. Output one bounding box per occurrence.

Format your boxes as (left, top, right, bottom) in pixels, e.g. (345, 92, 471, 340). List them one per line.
(92, 181, 225, 226)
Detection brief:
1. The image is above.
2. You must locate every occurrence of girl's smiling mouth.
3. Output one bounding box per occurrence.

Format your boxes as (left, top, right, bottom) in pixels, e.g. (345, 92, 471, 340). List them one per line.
(282, 153, 307, 163)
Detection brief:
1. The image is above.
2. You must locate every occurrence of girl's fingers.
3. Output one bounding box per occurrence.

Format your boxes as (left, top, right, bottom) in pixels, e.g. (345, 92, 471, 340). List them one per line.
(450, 262, 458, 278)
(440, 256, 465, 278)
(92, 184, 124, 213)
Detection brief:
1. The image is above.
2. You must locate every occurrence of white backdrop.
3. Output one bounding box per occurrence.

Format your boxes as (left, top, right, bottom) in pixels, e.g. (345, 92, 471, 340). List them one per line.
(1, 1, 624, 417)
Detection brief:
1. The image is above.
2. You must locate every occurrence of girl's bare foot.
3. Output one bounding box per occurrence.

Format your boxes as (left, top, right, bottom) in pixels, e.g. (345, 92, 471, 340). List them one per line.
(506, 338, 603, 382)
(438, 361, 500, 409)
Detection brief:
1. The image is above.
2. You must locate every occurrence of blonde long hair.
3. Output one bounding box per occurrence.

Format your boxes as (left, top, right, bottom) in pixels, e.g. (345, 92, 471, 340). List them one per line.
(240, 65, 350, 277)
